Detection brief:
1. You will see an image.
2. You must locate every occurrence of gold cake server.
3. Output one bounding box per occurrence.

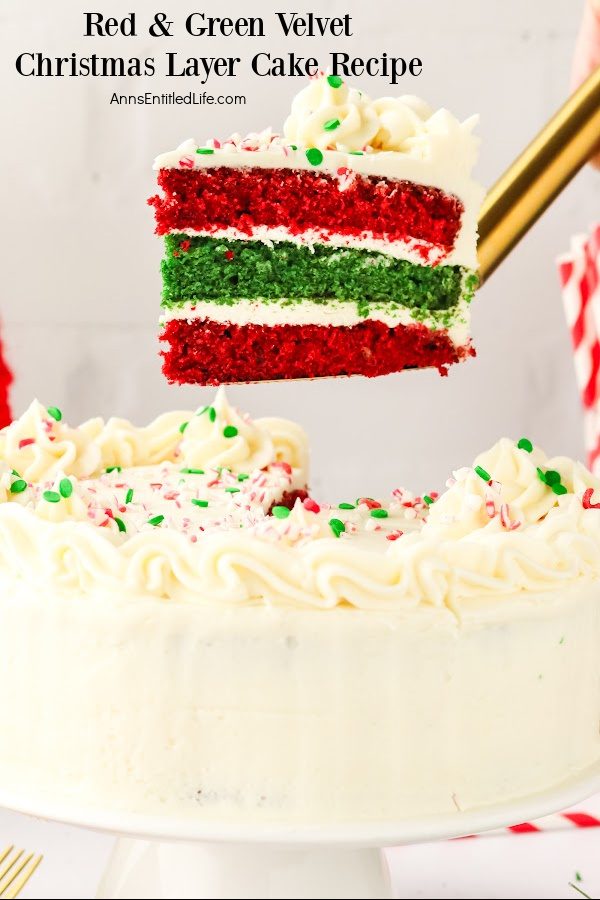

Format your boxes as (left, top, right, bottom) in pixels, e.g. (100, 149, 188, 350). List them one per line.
(478, 65, 600, 284)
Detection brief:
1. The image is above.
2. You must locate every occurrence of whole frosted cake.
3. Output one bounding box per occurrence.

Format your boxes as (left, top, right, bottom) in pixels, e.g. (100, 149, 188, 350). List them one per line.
(0, 392, 599, 822)
(150, 74, 484, 384)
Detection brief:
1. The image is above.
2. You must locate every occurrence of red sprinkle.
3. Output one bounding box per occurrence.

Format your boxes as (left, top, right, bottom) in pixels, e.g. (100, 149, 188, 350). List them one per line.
(179, 156, 195, 169)
(18, 438, 35, 449)
(386, 530, 404, 541)
(225, 250, 235, 261)
(303, 497, 320, 514)
(582, 488, 600, 509)
(499, 503, 520, 530)
(272, 461, 292, 475)
(180, 240, 191, 252)
(358, 498, 381, 510)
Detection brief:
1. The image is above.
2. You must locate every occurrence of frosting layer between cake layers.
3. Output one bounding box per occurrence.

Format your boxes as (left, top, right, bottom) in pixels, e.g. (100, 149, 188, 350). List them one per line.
(150, 75, 485, 383)
(0, 393, 600, 822)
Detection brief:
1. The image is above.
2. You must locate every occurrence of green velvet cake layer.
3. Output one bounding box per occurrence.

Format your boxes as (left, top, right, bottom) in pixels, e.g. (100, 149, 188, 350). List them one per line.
(161, 235, 477, 315)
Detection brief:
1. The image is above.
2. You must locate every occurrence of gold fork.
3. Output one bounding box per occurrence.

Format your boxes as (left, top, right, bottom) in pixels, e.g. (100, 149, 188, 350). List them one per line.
(0, 846, 43, 899)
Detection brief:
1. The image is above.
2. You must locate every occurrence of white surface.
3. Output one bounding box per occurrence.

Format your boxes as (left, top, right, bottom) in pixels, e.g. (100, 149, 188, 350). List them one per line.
(1, 801, 600, 899)
(1, 0, 599, 501)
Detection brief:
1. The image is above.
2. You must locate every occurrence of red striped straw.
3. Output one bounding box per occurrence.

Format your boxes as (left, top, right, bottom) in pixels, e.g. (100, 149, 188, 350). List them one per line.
(457, 809, 600, 840)
(558, 224, 600, 472)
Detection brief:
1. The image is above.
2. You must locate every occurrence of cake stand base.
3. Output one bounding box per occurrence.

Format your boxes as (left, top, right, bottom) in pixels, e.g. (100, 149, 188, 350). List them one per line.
(96, 840, 390, 900)
(3, 760, 600, 900)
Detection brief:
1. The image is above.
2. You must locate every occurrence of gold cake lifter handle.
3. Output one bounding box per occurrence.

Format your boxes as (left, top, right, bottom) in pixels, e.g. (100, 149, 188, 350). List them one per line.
(478, 65, 600, 284)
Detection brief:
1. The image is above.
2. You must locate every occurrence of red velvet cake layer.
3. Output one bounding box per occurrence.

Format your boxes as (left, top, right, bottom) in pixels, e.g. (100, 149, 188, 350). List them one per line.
(161, 318, 473, 385)
(150, 167, 464, 253)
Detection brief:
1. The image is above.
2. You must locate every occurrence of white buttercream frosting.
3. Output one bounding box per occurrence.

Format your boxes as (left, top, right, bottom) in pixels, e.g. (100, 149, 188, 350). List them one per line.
(0, 392, 307, 484)
(0, 396, 600, 612)
(159, 297, 472, 351)
(152, 73, 482, 200)
(283, 77, 380, 152)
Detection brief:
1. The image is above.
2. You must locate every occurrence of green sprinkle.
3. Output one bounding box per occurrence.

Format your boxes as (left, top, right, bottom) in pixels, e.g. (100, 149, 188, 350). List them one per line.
(46, 406, 62, 422)
(329, 517, 346, 538)
(196, 147, 215, 154)
(559, 636, 565, 645)
(423, 495, 435, 505)
(223, 425, 238, 438)
(517, 437, 533, 453)
(306, 147, 324, 166)
(537, 467, 547, 484)
(544, 470, 561, 486)
(289, 143, 298, 150)
(474, 465, 490, 482)
(11, 470, 20, 477)
(59, 478, 73, 498)
(225, 487, 240, 494)
(197, 405, 217, 422)
(43, 490, 61, 504)
(323, 118, 341, 131)
(125, 488, 134, 504)
(272, 505, 290, 519)
(327, 74, 343, 88)
(179, 421, 189, 434)
(552, 483, 568, 495)
(192, 499, 209, 508)
(237, 473, 249, 482)
(338, 502, 355, 510)
(105, 465, 122, 474)
(10, 479, 27, 494)
(180, 467, 205, 475)
(370, 508, 389, 519)
(147, 515, 164, 526)
(576, 872, 583, 883)
(114, 517, 127, 533)
(349, 150, 364, 155)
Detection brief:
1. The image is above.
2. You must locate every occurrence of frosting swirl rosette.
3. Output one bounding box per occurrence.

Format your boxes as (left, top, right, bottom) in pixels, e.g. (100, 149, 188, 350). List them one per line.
(284, 76, 379, 152)
(370, 96, 430, 150)
(425, 438, 600, 539)
(179, 387, 308, 476)
(0, 400, 104, 481)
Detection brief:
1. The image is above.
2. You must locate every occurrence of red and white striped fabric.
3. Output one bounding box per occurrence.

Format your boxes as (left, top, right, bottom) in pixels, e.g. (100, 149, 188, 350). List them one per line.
(558, 223, 600, 472)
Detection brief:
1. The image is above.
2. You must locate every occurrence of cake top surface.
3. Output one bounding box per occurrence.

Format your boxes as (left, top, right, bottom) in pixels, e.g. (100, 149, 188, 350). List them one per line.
(153, 72, 481, 188)
(1, 390, 599, 613)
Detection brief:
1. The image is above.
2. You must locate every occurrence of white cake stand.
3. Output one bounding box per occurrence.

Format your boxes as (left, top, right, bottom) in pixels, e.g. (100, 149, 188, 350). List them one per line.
(2, 762, 600, 899)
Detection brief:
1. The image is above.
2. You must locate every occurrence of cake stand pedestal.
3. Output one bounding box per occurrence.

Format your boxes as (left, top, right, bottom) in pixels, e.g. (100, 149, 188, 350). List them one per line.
(2, 762, 600, 899)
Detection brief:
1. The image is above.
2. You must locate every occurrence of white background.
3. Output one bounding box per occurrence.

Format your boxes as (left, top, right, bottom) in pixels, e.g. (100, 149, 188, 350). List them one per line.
(1, 3, 600, 897)
(1, 0, 599, 500)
